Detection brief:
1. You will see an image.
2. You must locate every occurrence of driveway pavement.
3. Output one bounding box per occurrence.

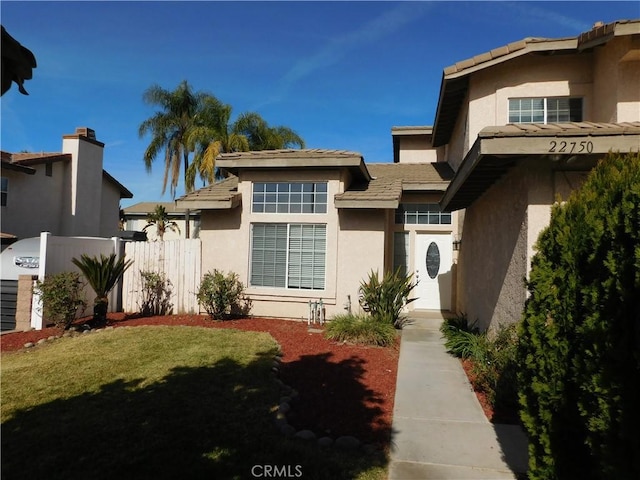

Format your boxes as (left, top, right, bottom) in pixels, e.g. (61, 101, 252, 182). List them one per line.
(388, 311, 528, 479)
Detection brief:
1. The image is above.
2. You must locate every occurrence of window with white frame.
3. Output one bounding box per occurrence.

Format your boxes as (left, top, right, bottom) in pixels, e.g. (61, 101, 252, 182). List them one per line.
(508, 97, 583, 124)
(252, 182, 327, 213)
(395, 203, 451, 225)
(250, 223, 326, 290)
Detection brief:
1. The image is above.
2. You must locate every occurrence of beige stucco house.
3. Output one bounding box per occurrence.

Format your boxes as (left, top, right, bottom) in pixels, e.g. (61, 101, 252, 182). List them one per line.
(178, 19, 640, 327)
(123, 202, 201, 241)
(177, 149, 456, 320)
(438, 19, 640, 330)
(1, 127, 133, 242)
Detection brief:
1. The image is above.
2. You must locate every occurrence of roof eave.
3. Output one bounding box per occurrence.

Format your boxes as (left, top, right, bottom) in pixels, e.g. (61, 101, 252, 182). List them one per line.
(335, 199, 400, 209)
(103, 170, 133, 199)
(176, 193, 242, 210)
(440, 124, 640, 212)
(217, 155, 372, 182)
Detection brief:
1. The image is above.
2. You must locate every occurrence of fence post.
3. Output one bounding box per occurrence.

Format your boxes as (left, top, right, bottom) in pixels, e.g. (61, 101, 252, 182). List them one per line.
(29, 232, 49, 330)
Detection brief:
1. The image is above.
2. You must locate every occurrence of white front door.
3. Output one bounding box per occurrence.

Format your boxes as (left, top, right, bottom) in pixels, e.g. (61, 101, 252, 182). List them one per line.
(413, 233, 452, 310)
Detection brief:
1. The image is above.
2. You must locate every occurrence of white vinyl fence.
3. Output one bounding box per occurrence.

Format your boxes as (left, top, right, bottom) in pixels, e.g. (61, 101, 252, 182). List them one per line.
(122, 239, 201, 315)
(31, 232, 122, 329)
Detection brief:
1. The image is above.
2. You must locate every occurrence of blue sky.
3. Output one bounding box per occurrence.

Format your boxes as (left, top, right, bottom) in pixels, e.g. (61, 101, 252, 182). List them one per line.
(1, 1, 638, 207)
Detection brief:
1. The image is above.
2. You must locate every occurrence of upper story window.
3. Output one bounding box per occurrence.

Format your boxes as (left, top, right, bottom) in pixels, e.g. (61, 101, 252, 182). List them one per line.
(252, 182, 327, 214)
(1, 177, 7, 206)
(509, 97, 583, 124)
(395, 203, 451, 225)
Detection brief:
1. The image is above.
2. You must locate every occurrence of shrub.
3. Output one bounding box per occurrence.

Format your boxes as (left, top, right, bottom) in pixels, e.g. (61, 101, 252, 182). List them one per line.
(72, 253, 133, 324)
(517, 152, 640, 479)
(440, 315, 482, 359)
(196, 270, 250, 320)
(358, 268, 417, 328)
(138, 271, 173, 317)
(440, 317, 519, 415)
(471, 323, 519, 412)
(325, 313, 397, 347)
(33, 272, 87, 330)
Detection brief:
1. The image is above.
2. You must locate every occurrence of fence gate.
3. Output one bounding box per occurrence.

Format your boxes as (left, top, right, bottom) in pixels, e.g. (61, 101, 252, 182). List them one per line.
(122, 239, 201, 315)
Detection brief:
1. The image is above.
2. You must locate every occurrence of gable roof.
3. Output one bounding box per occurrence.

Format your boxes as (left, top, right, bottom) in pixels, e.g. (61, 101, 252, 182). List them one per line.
(432, 19, 640, 147)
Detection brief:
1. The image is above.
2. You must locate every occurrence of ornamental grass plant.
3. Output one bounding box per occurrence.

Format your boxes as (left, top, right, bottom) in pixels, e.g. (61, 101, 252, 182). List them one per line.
(325, 313, 397, 347)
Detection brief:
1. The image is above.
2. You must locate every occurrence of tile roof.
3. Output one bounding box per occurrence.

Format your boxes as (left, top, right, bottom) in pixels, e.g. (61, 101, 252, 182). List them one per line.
(217, 149, 363, 161)
(176, 176, 240, 206)
(442, 20, 639, 79)
(2, 151, 71, 166)
(479, 121, 640, 138)
(335, 163, 453, 208)
(368, 163, 453, 184)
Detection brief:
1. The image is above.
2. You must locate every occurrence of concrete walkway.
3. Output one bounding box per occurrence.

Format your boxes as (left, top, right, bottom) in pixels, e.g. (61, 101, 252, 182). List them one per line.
(389, 311, 528, 479)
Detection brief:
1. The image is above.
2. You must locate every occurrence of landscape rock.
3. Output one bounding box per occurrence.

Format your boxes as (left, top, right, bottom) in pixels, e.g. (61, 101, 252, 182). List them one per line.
(24, 342, 34, 348)
(335, 436, 361, 450)
(317, 437, 333, 448)
(294, 430, 316, 441)
(280, 424, 296, 437)
(278, 402, 291, 414)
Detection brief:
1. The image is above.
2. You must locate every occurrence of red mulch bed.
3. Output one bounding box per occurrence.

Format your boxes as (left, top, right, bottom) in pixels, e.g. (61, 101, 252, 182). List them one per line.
(461, 358, 521, 425)
(1, 313, 399, 448)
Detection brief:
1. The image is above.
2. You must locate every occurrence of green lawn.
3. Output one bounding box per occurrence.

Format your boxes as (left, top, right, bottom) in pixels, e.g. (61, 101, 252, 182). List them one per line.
(1, 326, 386, 480)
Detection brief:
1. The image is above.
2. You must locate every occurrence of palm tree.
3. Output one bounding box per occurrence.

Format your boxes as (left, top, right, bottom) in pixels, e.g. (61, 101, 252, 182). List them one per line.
(186, 110, 306, 188)
(140, 80, 306, 194)
(138, 80, 223, 197)
(234, 112, 305, 150)
(143, 204, 181, 241)
(72, 253, 134, 325)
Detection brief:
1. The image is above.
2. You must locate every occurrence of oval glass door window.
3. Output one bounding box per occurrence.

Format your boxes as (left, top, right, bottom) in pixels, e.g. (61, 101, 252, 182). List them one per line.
(426, 242, 440, 279)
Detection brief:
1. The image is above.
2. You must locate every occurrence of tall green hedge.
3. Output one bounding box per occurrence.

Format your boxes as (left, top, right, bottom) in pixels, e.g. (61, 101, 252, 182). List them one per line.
(518, 151, 640, 479)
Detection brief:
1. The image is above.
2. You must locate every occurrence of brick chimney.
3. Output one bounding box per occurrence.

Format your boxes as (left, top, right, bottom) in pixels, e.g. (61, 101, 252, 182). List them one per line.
(75, 127, 96, 141)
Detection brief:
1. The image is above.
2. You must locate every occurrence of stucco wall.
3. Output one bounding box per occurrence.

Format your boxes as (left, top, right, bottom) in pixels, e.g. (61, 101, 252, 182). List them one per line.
(62, 137, 104, 237)
(397, 136, 440, 164)
(336, 209, 387, 316)
(100, 180, 123, 238)
(456, 163, 530, 331)
(1, 162, 67, 238)
(592, 35, 640, 122)
(467, 54, 593, 145)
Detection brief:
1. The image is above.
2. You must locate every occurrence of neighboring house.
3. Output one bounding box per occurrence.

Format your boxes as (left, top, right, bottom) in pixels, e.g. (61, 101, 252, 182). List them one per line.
(178, 19, 640, 327)
(122, 202, 201, 241)
(1, 127, 133, 242)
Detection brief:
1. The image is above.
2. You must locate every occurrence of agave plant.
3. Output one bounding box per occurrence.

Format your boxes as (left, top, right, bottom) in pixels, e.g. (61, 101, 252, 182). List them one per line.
(72, 253, 134, 325)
